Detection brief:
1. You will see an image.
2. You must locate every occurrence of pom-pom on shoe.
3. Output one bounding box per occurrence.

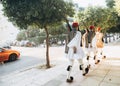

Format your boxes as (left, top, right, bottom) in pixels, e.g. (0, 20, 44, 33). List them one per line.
(95, 60, 100, 64)
(82, 66, 89, 76)
(102, 56, 106, 59)
(66, 76, 74, 83)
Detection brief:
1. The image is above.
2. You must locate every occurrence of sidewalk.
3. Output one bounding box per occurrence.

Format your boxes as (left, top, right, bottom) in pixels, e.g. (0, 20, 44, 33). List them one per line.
(0, 40, 120, 86)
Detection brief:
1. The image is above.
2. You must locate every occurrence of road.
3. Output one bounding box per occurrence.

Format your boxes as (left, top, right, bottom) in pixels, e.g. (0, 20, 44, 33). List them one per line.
(0, 46, 64, 77)
(0, 46, 46, 77)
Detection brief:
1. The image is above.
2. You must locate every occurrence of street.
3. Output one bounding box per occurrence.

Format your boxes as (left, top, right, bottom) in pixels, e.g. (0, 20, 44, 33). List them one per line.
(0, 47, 45, 77)
(0, 46, 64, 77)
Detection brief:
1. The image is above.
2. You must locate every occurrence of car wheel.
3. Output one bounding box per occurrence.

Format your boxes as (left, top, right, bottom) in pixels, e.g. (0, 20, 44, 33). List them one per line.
(9, 54, 17, 61)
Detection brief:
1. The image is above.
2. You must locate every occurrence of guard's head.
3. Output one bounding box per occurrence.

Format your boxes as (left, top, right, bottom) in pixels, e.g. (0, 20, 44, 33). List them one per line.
(89, 25, 95, 30)
(97, 27, 101, 31)
(72, 22, 79, 28)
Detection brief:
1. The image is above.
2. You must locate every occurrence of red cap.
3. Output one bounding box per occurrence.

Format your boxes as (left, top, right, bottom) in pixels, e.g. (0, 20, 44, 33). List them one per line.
(72, 22, 79, 28)
(89, 25, 95, 30)
(97, 27, 101, 31)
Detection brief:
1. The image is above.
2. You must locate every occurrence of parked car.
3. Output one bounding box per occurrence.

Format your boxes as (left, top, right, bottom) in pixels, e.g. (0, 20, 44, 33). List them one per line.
(2, 45, 11, 49)
(0, 48, 20, 62)
(19, 40, 36, 47)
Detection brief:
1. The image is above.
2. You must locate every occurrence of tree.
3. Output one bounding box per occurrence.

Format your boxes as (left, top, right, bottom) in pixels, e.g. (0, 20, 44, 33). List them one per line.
(16, 30, 26, 41)
(106, 0, 120, 33)
(114, 0, 120, 16)
(2, 0, 75, 68)
(106, 0, 115, 8)
(49, 24, 66, 35)
(48, 24, 67, 45)
(78, 6, 119, 43)
(78, 6, 118, 33)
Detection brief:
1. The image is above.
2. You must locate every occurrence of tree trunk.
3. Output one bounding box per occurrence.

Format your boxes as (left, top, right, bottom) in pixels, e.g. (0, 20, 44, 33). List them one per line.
(44, 26, 51, 68)
(65, 19, 72, 32)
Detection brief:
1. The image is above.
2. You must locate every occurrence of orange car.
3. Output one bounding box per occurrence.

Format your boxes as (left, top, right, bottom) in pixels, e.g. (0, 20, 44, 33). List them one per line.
(0, 48, 20, 62)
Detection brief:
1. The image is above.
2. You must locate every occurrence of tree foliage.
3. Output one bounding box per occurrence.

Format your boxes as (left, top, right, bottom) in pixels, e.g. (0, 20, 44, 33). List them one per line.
(114, 0, 120, 16)
(49, 24, 66, 35)
(2, 0, 74, 29)
(106, 0, 120, 33)
(106, 0, 115, 8)
(2, 0, 75, 68)
(78, 6, 118, 33)
(16, 30, 26, 41)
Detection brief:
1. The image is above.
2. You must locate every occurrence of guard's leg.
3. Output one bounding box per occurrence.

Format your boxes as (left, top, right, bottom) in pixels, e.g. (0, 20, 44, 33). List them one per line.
(83, 48, 90, 68)
(95, 48, 101, 64)
(77, 59, 89, 76)
(77, 59, 84, 70)
(66, 59, 74, 83)
(99, 48, 102, 58)
(93, 47, 99, 64)
(87, 56, 90, 68)
(86, 47, 91, 68)
(101, 48, 106, 59)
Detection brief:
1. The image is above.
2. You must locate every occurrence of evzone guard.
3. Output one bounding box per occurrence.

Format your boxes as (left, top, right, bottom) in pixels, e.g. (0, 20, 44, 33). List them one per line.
(65, 22, 89, 83)
(82, 26, 97, 67)
(92, 27, 106, 64)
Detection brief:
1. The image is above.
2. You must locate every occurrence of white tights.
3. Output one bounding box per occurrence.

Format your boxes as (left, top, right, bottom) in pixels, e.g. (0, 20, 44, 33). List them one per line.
(67, 59, 85, 79)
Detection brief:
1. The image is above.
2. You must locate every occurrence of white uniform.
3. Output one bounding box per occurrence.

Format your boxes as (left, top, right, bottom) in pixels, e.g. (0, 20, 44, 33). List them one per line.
(66, 31, 87, 81)
(67, 31, 85, 59)
(92, 32, 105, 63)
(82, 31, 96, 66)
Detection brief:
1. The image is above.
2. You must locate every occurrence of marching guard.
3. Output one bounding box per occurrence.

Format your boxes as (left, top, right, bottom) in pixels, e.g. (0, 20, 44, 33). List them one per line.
(65, 22, 89, 83)
(93, 27, 106, 64)
(82, 26, 97, 67)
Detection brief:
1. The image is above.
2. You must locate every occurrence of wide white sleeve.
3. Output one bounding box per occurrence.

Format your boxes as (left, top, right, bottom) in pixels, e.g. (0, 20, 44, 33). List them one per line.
(67, 32, 81, 48)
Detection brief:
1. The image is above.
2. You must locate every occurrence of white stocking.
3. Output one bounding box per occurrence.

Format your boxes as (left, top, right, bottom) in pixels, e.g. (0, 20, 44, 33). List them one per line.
(67, 59, 74, 79)
(77, 59, 86, 74)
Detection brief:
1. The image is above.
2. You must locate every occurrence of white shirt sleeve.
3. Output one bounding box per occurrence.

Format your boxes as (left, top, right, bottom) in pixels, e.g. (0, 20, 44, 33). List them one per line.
(67, 31, 81, 48)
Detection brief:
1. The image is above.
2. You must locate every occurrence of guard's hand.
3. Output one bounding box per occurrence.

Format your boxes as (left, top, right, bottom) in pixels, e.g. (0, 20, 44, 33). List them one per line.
(73, 47, 77, 53)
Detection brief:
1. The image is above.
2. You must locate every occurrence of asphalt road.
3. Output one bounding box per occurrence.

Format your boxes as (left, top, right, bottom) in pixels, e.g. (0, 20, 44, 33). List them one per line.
(0, 46, 46, 77)
(0, 46, 64, 77)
